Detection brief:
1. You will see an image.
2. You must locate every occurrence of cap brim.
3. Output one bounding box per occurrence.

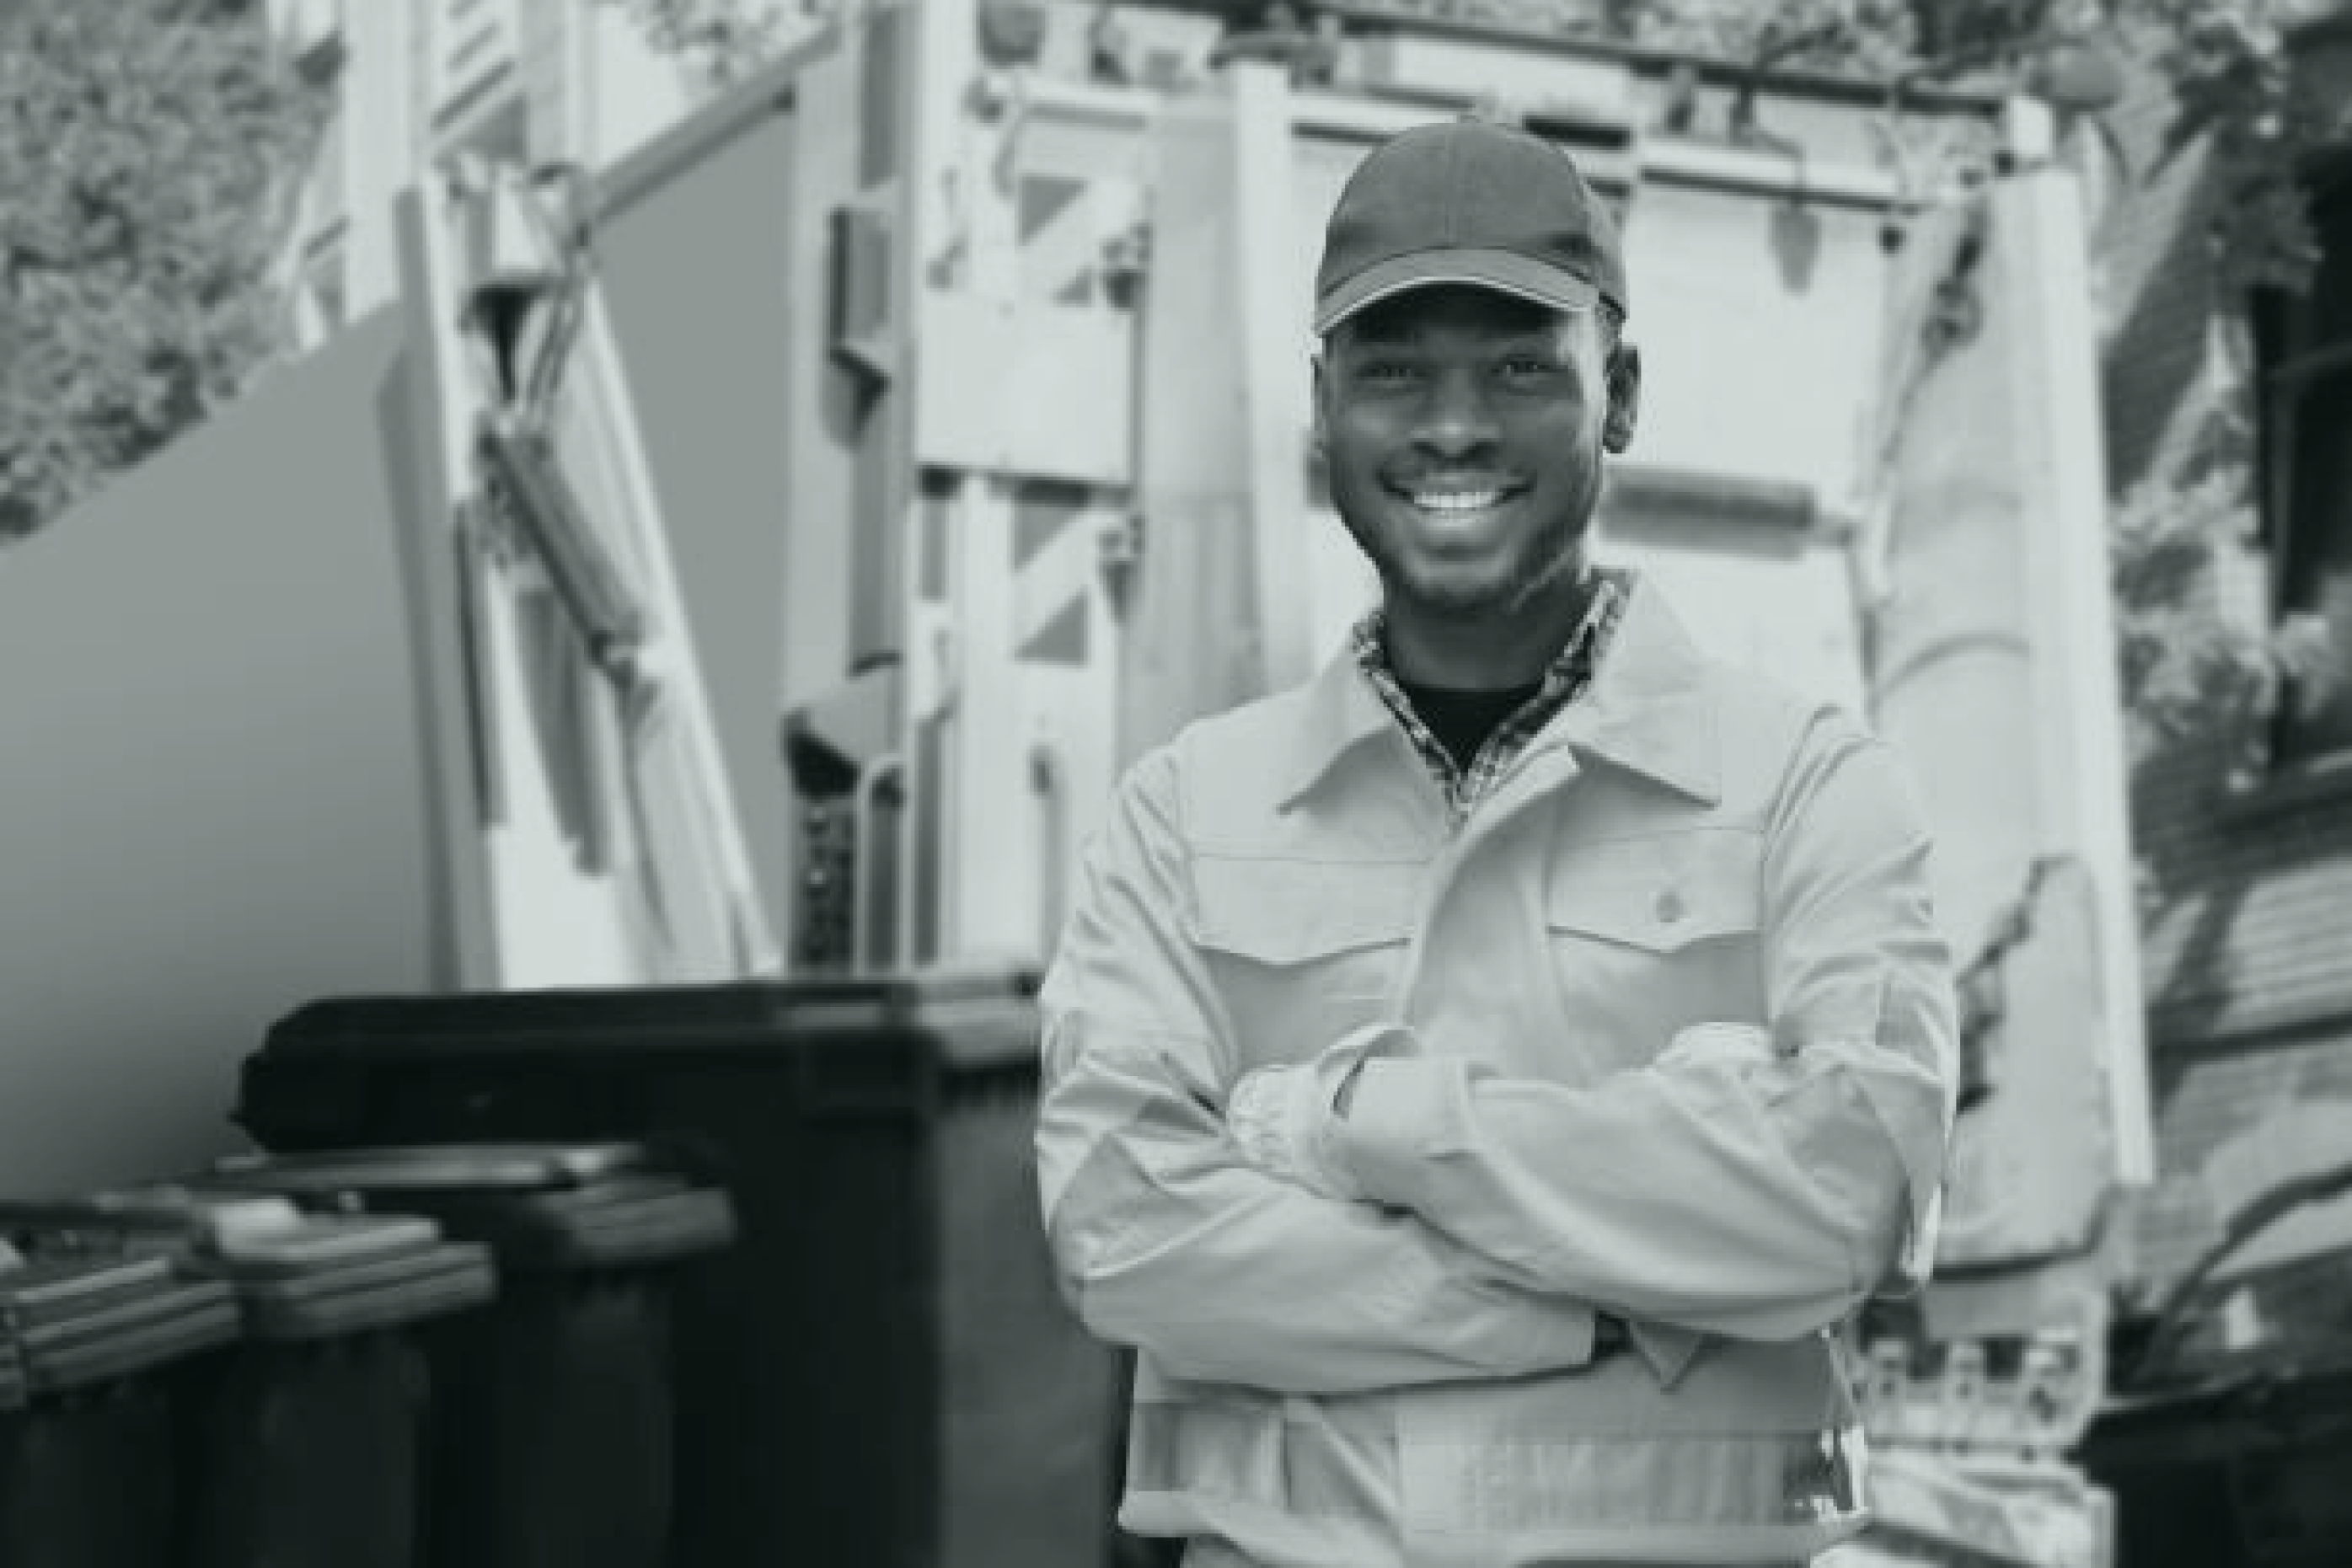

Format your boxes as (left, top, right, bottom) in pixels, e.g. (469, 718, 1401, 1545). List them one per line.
(1313, 247, 1601, 336)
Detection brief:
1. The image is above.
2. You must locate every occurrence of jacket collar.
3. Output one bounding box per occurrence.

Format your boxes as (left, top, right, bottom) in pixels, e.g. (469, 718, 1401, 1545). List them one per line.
(1276, 571, 1722, 810)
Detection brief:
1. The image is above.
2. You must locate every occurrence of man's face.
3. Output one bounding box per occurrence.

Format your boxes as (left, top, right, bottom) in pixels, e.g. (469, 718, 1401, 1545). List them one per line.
(1315, 285, 1637, 623)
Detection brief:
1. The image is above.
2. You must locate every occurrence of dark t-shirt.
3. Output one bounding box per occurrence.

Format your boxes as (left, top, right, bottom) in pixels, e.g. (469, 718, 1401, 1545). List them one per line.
(1395, 679, 1542, 774)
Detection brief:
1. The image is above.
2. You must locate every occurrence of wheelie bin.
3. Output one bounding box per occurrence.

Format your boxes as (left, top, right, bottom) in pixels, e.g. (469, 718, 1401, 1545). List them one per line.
(2081, 1175, 2352, 1568)
(174, 1196, 496, 1568)
(2, 1189, 496, 1568)
(0, 1233, 239, 1568)
(201, 1142, 737, 1568)
(231, 970, 1122, 1568)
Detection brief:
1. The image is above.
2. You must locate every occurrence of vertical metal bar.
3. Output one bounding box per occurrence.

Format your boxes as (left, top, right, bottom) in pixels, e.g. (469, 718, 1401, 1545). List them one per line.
(911, 712, 948, 964)
(449, 500, 507, 829)
(1998, 169, 2154, 1187)
(850, 752, 903, 972)
(394, 177, 505, 989)
(889, 0, 979, 973)
(846, 3, 912, 673)
(1229, 61, 1317, 697)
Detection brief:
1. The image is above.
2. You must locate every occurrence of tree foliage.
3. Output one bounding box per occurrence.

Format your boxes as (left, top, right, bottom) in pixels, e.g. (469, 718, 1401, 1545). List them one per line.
(597, 0, 812, 86)
(2142, 0, 2351, 292)
(2109, 416, 2334, 776)
(0, 0, 328, 542)
(2095, 5, 2349, 787)
(1610, 0, 1926, 72)
(1644, 2, 2348, 291)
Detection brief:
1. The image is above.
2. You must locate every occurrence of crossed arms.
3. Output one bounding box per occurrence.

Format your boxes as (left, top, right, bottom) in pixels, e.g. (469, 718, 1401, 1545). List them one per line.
(1032, 714, 1958, 1395)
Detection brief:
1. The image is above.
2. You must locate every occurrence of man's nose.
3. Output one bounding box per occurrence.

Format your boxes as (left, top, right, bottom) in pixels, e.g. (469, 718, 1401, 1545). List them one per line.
(1413, 367, 1499, 458)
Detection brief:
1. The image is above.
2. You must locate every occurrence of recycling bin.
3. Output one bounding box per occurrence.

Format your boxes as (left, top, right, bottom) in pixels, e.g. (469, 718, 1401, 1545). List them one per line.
(202, 1143, 736, 1568)
(170, 1198, 496, 1568)
(0, 1242, 239, 1568)
(232, 969, 1122, 1568)
(2081, 1212, 2352, 1568)
(2079, 1349, 2352, 1568)
(2, 1190, 496, 1568)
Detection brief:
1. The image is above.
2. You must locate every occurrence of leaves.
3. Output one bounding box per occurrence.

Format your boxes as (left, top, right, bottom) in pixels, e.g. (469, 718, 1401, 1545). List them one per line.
(2145, 0, 2328, 292)
(1613, 0, 1923, 73)
(2108, 415, 2335, 781)
(595, 0, 803, 87)
(0, 0, 327, 541)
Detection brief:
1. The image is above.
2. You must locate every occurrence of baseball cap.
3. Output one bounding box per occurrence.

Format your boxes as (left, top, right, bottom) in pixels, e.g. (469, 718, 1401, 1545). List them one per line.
(1312, 118, 1627, 337)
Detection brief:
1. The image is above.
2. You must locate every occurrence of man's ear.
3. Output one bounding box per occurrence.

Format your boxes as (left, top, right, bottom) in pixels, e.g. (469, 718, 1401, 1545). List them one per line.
(1603, 342, 1641, 455)
(1310, 349, 1330, 461)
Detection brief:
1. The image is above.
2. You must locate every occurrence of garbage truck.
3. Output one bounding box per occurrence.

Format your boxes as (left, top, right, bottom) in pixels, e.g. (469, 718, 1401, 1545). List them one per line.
(0, 3, 2158, 1564)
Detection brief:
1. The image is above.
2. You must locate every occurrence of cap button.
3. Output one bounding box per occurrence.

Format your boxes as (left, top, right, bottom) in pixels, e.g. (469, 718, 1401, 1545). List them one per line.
(1654, 887, 1685, 924)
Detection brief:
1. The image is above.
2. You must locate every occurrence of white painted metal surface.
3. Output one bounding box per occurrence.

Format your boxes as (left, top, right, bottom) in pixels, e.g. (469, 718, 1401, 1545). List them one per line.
(2000, 169, 2155, 1187)
(400, 160, 781, 984)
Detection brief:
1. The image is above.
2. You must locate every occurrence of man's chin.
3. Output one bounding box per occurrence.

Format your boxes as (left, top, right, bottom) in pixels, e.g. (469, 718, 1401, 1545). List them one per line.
(1386, 574, 1526, 622)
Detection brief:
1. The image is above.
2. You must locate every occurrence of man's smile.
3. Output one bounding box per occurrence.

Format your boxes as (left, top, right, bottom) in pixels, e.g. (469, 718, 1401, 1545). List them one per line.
(1383, 480, 1529, 545)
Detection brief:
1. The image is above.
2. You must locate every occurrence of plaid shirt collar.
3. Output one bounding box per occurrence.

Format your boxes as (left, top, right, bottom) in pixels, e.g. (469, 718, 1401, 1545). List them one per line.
(1349, 565, 1632, 821)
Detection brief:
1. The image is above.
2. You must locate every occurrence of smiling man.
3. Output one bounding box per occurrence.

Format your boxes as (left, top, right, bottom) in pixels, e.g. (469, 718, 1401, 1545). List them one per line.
(1036, 119, 1959, 1568)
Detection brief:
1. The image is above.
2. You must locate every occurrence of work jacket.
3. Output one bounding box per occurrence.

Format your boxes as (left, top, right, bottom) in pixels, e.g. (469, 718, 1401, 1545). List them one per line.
(1035, 576, 1959, 1568)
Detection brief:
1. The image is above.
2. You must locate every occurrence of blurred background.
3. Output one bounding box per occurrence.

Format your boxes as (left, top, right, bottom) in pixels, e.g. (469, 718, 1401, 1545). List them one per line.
(2, 3, 2350, 1566)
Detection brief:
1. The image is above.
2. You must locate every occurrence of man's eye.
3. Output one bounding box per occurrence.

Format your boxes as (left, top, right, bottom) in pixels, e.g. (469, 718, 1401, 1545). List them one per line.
(1354, 361, 1421, 386)
(1499, 355, 1559, 379)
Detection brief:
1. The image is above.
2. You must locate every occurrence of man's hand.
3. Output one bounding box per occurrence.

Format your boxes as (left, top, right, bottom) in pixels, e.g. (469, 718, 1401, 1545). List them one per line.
(1227, 1020, 1417, 1200)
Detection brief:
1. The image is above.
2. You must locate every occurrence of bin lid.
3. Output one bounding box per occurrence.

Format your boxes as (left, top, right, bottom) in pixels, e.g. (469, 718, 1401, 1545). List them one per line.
(388, 1185, 737, 1270)
(209, 1143, 652, 1195)
(257, 968, 1043, 1072)
(308, 1183, 733, 1271)
(0, 1252, 175, 1325)
(1, 1186, 445, 1271)
(0, 1190, 307, 1247)
(0, 1255, 238, 1394)
(205, 1212, 443, 1272)
(2, 1190, 496, 1342)
(203, 1151, 734, 1270)
(191, 1211, 496, 1338)
(224, 1239, 497, 1341)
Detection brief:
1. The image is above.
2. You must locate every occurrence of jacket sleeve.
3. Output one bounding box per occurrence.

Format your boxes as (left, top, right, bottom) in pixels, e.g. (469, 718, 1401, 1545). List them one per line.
(1328, 710, 1959, 1349)
(1035, 745, 1601, 1395)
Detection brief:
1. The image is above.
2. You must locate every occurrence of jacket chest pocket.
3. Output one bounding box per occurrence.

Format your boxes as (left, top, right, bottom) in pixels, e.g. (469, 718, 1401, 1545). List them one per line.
(1189, 858, 1419, 1073)
(1544, 829, 1766, 1065)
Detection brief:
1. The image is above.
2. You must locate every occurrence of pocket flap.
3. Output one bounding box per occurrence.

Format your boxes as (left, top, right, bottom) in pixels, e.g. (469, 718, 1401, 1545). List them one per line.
(1191, 859, 1418, 964)
(1546, 831, 1761, 953)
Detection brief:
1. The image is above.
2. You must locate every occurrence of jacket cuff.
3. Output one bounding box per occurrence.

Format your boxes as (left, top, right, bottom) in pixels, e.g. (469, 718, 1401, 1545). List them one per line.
(1535, 1300, 1599, 1369)
(1331, 1056, 1471, 1206)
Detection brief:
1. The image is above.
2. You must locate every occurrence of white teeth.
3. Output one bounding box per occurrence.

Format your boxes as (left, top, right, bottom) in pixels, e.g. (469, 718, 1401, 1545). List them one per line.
(1410, 490, 1503, 511)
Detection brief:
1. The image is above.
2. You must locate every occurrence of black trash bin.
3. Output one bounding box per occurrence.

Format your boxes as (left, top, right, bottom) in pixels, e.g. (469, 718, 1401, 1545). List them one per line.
(0, 1239, 239, 1568)
(202, 1143, 736, 1568)
(2, 1188, 496, 1568)
(169, 1196, 496, 1568)
(232, 970, 1122, 1568)
(2080, 1186, 2352, 1568)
